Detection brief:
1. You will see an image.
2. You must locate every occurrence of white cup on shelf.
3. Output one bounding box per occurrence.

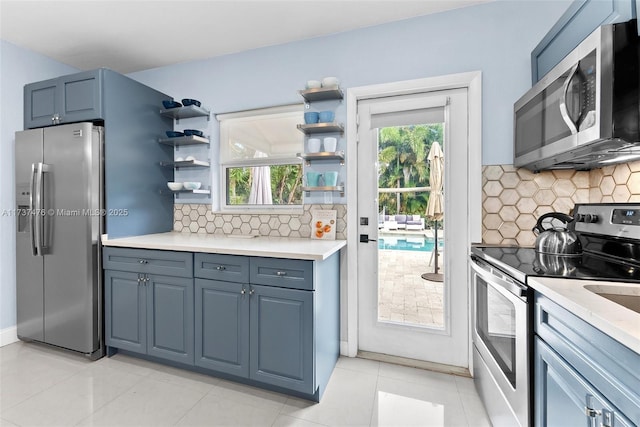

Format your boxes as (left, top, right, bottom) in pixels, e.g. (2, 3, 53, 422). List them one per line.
(323, 137, 337, 152)
(321, 77, 339, 87)
(308, 138, 321, 153)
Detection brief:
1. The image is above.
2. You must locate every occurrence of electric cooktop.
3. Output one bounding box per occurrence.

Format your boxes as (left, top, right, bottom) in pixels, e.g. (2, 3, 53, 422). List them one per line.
(471, 203, 640, 284)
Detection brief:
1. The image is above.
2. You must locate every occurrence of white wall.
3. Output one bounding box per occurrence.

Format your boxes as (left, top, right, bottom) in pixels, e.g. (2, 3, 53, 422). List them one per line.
(0, 40, 78, 337)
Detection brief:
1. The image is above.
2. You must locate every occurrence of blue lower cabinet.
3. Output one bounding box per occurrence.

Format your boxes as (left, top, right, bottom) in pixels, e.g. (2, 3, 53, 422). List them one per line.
(193, 253, 340, 400)
(195, 278, 249, 376)
(105, 270, 146, 354)
(146, 275, 194, 365)
(105, 269, 194, 364)
(249, 284, 314, 394)
(104, 247, 195, 365)
(535, 337, 633, 427)
(106, 248, 340, 401)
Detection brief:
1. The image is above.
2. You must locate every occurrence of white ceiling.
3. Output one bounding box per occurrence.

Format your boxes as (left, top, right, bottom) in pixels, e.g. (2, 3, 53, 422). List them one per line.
(0, 0, 490, 74)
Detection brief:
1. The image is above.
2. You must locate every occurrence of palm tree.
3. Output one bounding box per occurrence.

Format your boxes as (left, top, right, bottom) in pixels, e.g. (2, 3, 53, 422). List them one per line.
(378, 124, 443, 215)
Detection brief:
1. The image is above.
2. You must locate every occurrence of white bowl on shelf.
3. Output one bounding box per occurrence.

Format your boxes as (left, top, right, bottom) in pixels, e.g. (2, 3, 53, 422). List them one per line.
(175, 157, 184, 162)
(185, 155, 196, 161)
(306, 80, 322, 89)
(167, 182, 183, 191)
(183, 181, 202, 190)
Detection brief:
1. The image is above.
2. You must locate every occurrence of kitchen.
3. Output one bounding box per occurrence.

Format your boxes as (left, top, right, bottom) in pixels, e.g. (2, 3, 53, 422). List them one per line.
(1, 1, 640, 426)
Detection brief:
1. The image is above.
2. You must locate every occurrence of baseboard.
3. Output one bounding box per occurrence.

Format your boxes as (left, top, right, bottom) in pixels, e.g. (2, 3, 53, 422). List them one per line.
(0, 326, 18, 347)
(340, 340, 349, 356)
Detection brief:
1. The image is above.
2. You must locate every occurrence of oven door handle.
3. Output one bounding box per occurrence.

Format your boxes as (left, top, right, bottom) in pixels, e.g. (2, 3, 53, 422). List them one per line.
(470, 258, 528, 300)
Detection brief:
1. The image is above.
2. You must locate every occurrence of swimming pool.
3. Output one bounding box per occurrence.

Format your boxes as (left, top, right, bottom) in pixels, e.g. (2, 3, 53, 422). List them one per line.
(378, 234, 443, 252)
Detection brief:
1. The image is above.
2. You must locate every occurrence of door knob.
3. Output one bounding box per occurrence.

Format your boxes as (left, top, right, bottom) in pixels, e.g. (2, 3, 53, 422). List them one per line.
(360, 234, 377, 243)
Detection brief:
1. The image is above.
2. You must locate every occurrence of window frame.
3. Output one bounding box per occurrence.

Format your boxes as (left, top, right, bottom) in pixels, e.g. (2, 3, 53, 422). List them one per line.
(217, 104, 304, 212)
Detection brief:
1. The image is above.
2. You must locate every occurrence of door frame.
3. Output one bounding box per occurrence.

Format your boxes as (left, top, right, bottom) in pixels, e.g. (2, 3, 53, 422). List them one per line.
(344, 72, 482, 366)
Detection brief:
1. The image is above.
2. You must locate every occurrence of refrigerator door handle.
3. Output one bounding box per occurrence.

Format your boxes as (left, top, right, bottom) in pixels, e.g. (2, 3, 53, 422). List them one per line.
(34, 162, 50, 256)
(29, 163, 38, 256)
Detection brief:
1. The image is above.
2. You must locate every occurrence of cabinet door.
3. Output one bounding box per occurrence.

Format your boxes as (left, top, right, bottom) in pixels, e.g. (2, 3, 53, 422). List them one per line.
(249, 285, 314, 394)
(146, 274, 194, 365)
(24, 79, 58, 128)
(531, 0, 636, 83)
(194, 279, 249, 377)
(59, 70, 103, 124)
(105, 270, 146, 354)
(535, 338, 633, 427)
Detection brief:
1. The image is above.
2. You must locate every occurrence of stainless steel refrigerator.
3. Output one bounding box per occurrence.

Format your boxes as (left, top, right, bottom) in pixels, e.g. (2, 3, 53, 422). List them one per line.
(15, 122, 104, 359)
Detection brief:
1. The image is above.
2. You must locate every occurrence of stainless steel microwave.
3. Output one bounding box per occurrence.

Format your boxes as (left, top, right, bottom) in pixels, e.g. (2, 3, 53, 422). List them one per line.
(514, 19, 639, 171)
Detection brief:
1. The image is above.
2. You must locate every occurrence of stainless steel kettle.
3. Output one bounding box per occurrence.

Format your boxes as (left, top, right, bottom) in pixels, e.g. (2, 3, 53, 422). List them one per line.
(532, 212, 583, 255)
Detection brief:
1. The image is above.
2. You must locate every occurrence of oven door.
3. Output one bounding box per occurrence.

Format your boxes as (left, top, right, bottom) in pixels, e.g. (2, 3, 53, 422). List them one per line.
(471, 257, 529, 426)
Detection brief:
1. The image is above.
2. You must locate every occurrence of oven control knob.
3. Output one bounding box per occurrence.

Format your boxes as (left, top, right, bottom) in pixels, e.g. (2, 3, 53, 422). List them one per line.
(576, 213, 599, 223)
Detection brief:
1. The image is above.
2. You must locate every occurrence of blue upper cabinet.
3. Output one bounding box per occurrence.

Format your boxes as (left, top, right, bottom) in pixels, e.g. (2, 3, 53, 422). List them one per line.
(24, 79, 58, 128)
(24, 69, 104, 128)
(59, 70, 103, 125)
(531, 0, 637, 83)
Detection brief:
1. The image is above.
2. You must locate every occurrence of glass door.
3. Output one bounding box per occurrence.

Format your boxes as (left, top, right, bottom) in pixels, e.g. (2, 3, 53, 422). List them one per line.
(357, 88, 470, 367)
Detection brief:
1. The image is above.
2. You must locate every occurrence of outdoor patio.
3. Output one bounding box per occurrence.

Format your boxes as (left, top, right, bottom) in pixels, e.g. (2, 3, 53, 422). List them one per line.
(377, 231, 444, 328)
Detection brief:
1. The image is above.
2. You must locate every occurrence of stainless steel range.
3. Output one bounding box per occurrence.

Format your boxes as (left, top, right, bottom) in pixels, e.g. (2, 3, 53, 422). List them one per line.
(470, 203, 640, 427)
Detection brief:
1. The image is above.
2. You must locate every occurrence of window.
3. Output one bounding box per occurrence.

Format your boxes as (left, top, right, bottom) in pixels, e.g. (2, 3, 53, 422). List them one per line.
(218, 105, 304, 209)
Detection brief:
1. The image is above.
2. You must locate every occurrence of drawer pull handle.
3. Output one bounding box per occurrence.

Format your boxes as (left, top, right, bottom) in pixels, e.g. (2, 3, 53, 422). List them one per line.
(216, 265, 226, 271)
(241, 288, 246, 295)
(138, 259, 148, 264)
(249, 289, 255, 296)
(275, 271, 287, 276)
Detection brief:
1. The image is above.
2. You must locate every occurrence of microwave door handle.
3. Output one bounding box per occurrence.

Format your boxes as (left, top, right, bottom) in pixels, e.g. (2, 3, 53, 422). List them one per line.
(559, 62, 580, 135)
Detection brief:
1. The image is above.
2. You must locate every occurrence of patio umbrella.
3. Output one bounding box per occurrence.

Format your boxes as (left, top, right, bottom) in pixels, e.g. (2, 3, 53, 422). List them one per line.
(248, 151, 272, 204)
(422, 141, 444, 282)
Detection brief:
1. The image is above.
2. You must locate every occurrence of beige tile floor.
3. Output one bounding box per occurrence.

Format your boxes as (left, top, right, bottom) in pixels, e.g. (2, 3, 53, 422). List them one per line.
(0, 341, 491, 426)
(378, 248, 444, 328)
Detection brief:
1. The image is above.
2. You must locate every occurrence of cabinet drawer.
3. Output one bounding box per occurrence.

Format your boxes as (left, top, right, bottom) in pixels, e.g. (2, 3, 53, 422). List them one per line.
(250, 257, 313, 290)
(103, 247, 193, 278)
(535, 293, 640, 422)
(194, 253, 249, 283)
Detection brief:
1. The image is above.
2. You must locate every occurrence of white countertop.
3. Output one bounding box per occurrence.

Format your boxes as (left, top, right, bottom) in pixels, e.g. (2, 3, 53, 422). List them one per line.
(101, 232, 346, 261)
(529, 277, 640, 354)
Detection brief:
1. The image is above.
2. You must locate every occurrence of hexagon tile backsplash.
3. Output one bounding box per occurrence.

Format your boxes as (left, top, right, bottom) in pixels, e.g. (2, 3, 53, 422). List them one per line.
(174, 204, 347, 240)
(482, 161, 640, 246)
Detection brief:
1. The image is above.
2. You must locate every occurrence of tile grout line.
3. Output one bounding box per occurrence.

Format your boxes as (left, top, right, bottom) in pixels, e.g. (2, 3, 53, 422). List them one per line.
(367, 368, 381, 426)
(72, 366, 149, 426)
